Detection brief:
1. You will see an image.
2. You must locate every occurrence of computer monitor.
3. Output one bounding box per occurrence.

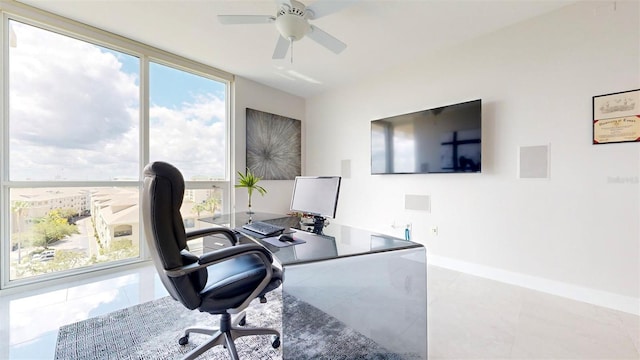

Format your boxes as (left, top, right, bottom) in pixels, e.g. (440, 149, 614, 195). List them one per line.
(290, 176, 341, 234)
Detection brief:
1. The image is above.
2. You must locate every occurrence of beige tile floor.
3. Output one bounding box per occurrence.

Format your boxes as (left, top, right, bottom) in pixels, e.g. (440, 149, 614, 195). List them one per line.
(0, 263, 638, 359)
(427, 266, 639, 359)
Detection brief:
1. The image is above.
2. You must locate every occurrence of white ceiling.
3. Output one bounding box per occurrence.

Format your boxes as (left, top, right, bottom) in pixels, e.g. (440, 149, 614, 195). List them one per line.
(17, 0, 575, 99)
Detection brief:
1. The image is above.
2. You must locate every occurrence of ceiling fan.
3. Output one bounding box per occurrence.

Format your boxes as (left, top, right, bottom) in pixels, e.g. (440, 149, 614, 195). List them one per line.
(218, 0, 354, 62)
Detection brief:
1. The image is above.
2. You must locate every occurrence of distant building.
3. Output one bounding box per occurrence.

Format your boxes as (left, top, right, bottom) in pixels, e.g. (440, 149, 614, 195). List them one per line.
(90, 188, 139, 249)
(10, 188, 91, 233)
(11, 187, 220, 248)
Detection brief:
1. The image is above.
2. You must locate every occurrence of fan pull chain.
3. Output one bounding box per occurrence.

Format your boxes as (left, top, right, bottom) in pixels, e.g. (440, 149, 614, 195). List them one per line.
(289, 37, 294, 63)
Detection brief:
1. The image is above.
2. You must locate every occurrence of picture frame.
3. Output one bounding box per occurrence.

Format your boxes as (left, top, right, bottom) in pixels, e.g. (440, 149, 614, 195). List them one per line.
(246, 108, 301, 180)
(592, 89, 640, 144)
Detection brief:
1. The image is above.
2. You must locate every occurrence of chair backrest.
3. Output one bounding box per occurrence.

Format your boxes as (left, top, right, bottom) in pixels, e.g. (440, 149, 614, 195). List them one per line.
(142, 161, 207, 310)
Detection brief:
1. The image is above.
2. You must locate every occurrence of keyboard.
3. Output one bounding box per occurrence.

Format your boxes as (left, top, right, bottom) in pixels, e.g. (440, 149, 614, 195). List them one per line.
(241, 221, 285, 237)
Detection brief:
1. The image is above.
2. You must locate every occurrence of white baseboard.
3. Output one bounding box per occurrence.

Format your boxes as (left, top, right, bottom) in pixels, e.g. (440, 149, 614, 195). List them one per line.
(427, 254, 640, 316)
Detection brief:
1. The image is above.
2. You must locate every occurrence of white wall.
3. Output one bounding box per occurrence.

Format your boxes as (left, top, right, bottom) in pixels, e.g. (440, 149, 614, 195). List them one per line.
(305, 1, 640, 313)
(233, 77, 306, 214)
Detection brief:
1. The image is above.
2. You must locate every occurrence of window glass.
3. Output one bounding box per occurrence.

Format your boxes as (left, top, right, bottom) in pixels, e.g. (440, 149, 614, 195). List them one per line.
(9, 187, 140, 280)
(3, 18, 231, 285)
(9, 187, 224, 280)
(149, 62, 227, 180)
(8, 21, 140, 181)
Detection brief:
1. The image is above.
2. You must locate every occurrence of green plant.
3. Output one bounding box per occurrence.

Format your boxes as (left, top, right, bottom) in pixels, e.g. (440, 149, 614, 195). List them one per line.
(235, 168, 267, 211)
(32, 209, 79, 248)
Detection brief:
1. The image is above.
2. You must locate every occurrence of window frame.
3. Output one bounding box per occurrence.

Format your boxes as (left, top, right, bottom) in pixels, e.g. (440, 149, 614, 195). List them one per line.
(0, 4, 234, 289)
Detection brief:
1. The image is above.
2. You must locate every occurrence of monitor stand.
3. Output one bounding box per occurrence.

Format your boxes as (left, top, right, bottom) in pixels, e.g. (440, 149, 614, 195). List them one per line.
(312, 216, 326, 235)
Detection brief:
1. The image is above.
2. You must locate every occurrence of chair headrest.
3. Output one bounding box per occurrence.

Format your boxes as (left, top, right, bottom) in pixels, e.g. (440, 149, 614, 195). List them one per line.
(143, 161, 185, 207)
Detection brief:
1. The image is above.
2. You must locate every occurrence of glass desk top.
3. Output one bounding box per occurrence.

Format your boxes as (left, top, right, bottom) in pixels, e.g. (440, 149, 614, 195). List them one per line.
(200, 212, 422, 266)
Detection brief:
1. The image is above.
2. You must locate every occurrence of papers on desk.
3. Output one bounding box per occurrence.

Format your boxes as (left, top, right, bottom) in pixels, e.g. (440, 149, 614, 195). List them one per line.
(261, 235, 306, 248)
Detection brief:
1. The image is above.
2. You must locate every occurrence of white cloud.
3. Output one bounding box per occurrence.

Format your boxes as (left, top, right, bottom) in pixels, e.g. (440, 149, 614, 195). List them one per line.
(10, 22, 137, 149)
(150, 93, 227, 180)
(8, 21, 227, 181)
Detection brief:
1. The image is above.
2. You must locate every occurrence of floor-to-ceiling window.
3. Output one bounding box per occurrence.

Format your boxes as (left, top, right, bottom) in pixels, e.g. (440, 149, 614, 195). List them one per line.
(1, 11, 232, 288)
(148, 61, 231, 254)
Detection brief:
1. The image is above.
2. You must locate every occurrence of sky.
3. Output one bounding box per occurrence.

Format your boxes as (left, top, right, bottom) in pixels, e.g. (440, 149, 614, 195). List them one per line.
(8, 20, 227, 181)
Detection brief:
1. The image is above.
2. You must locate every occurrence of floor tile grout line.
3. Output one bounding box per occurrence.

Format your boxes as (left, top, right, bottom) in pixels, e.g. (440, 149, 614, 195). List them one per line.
(507, 290, 527, 359)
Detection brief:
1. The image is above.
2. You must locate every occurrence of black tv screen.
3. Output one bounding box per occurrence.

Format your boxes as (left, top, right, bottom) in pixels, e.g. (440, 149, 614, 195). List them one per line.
(371, 99, 482, 174)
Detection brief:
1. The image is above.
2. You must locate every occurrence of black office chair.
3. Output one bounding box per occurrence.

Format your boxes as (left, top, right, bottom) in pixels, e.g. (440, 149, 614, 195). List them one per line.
(142, 161, 283, 360)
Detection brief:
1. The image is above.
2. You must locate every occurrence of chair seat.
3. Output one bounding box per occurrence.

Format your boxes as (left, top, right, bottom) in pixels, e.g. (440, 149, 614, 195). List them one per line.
(199, 253, 283, 314)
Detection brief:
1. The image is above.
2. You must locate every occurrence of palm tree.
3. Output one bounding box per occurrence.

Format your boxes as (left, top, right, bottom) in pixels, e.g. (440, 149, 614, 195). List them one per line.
(11, 200, 30, 263)
(204, 197, 220, 216)
(235, 168, 267, 214)
(192, 196, 219, 217)
(192, 202, 207, 217)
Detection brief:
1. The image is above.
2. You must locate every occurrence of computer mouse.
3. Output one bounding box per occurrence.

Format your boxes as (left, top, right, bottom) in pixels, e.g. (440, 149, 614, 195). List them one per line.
(278, 234, 294, 242)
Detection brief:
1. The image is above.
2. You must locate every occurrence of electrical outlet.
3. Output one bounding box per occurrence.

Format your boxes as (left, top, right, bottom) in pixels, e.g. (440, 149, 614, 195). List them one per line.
(430, 226, 438, 236)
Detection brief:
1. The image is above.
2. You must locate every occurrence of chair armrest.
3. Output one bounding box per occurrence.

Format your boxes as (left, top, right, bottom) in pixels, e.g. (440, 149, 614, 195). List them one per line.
(185, 226, 237, 245)
(198, 243, 273, 265)
(164, 244, 271, 278)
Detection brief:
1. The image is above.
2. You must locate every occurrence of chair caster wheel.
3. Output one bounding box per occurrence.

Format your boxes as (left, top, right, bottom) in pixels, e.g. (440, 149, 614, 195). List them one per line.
(271, 335, 280, 349)
(238, 315, 246, 326)
(178, 335, 189, 346)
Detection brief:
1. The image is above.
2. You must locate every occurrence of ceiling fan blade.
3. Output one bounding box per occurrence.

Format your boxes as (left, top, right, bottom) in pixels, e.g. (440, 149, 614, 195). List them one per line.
(276, 0, 293, 8)
(217, 15, 275, 25)
(307, 25, 346, 54)
(306, 0, 359, 19)
(272, 35, 290, 59)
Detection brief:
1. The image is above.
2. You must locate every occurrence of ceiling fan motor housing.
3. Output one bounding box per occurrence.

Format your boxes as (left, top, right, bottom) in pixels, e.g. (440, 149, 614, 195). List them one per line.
(276, 1, 310, 41)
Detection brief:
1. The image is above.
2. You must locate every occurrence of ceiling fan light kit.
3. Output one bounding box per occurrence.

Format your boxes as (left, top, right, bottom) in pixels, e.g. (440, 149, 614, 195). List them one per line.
(275, 13, 310, 41)
(218, 0, 351, 62)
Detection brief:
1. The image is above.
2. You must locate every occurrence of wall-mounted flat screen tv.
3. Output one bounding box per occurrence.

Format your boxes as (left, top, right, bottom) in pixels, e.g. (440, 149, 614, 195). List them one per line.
(371, 99, 482, 174)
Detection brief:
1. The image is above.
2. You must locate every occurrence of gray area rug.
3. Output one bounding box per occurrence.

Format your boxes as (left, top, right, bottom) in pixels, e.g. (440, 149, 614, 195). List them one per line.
(56, 290, 415, 359)
(56, 291, 282, 360)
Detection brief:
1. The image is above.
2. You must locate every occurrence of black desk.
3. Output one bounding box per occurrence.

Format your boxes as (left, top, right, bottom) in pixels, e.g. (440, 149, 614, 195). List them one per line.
(201, 212, 422, 264)
(200, 212, 427, 359)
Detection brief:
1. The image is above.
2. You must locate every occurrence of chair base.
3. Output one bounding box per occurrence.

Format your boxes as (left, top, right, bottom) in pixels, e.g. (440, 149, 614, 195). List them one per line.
(179, 310, 281, 360)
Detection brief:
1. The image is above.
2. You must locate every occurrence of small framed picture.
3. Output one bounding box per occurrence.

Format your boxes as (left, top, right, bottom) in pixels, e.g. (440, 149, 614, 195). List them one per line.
(593, 89, 640, 144)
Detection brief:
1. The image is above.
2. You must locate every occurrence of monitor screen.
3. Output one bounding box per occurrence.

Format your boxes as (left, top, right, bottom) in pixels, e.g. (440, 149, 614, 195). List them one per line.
(290, 176, 341, 219)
